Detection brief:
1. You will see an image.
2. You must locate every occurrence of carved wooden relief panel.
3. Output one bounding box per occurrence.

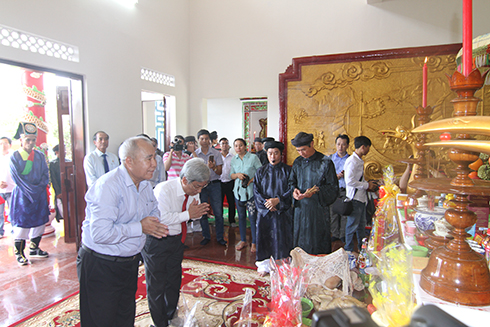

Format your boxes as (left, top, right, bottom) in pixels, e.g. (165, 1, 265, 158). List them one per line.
(279, 44, 490, 176)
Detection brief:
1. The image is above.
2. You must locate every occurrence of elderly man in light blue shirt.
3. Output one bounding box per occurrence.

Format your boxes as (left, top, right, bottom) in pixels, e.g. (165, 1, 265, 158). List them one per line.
(77, 136, 169, 327)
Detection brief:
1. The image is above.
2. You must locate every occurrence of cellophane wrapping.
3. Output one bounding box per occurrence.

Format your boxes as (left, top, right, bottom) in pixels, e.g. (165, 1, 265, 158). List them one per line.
(262, 258, 309, 327)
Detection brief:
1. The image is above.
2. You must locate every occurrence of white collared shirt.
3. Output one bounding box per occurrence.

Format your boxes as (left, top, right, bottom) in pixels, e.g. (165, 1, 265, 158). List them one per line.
(0, 150, 14, 193)
(220, 152, 233, 183)
(154, 178, 200, 236)
(83, 149, 119, 187)
(344, 152, 369, 203)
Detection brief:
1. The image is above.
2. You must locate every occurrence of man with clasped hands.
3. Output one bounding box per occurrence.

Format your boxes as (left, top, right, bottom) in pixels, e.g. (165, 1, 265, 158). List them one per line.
(77, 136, 169, 327)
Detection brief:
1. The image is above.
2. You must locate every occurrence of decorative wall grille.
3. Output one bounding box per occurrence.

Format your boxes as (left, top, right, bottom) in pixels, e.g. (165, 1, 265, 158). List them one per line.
(141, 67, 175, 87)
(0, 24, 79, 62)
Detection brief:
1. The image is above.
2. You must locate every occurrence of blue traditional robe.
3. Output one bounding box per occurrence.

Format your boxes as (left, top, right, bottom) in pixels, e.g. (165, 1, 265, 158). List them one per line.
(10, 149, 50, 228)
(289, 151, 339, 255)
(254, 162, 293, 262)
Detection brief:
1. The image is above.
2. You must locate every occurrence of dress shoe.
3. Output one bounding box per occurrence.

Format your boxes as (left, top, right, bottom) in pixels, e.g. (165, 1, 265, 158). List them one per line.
(200, 238, 210, 246)
(217, 239, 227, 246)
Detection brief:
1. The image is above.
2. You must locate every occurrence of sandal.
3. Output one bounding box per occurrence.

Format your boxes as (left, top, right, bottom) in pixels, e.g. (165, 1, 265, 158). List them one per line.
(257, 271, 269, 277)
(251, 243, 257, 253)
(235, 241, 247, 250)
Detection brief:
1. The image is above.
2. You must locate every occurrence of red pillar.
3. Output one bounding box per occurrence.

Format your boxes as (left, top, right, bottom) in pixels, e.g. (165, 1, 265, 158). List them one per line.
(21, 70, 48, 153)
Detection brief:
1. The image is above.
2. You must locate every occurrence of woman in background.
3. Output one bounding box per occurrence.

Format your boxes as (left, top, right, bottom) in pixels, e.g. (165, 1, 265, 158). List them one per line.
(230, 138, 262, 252)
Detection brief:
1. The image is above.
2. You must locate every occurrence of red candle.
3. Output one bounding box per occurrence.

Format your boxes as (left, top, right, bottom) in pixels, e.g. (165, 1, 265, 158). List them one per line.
(422, 57, 428, 107)
(463, 0, 473, 76)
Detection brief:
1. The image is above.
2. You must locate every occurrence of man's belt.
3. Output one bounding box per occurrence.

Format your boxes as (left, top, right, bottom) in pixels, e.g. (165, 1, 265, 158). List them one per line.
(81, 244, 139, 262)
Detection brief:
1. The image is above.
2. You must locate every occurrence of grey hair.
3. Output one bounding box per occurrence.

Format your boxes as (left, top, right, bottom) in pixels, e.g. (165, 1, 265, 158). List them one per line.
(180, 158, 210, 183)
(119, 136, 153, 162)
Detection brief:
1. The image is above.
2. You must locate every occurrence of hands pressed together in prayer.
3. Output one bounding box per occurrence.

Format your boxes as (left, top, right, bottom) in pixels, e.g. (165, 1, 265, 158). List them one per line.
(293, 185, 319, 201)
(264, 197, 280, 212)
(188, 199, 210, 219)
(141, 216, 169, 238)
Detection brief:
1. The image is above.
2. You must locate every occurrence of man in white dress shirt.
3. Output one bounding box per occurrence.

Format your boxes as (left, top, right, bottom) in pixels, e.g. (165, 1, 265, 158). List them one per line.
(83, 131, 119, 188)
(0, 137, 15, 238)
(219, 137, 236, 227)
(142, 158, 210, 327)
(344, 136, 377, 253)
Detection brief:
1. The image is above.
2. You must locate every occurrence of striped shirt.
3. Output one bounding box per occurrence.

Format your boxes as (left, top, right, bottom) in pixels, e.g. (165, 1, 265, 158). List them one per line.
(162, 151, 191, 180)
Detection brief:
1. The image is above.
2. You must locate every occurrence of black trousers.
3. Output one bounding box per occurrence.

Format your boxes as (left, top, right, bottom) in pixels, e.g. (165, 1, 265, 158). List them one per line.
(221, 180, 236, 224)
(77, 246, 140, 327)
(141, 235, 184, 327)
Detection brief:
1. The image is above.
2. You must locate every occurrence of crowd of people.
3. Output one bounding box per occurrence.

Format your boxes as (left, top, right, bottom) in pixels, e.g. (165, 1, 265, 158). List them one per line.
(1, 124, 376, 327)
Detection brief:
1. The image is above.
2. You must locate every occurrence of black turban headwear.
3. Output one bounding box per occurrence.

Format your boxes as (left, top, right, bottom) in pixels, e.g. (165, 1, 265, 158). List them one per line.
(264, 141, 284, 153)
(291, 132, 313, 147)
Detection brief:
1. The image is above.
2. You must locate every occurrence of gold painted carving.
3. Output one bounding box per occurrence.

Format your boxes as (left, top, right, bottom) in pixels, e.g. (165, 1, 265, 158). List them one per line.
(285, 54, 489, 174)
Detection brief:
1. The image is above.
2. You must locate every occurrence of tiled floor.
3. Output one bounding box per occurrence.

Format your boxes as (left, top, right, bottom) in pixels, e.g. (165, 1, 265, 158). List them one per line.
(0, 219, 346, 326)
(0, 220, 261, 326)
(0, 221, 78, 327)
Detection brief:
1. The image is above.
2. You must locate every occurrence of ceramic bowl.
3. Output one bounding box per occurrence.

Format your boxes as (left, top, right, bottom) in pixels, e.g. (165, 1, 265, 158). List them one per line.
(301, 297, 313, 317)
(411, 245, 429, 257)
(414, 207, 446, 233)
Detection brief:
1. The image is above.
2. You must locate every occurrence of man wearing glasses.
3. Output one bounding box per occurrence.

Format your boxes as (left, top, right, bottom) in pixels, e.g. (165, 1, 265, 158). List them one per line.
(142, 158, 210, 327)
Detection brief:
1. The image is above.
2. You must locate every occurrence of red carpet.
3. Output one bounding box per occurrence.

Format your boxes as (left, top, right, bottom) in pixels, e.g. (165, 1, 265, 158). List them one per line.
(9, 259, 270, 327)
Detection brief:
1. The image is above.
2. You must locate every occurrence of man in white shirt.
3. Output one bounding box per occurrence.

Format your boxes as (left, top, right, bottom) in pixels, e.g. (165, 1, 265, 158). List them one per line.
(142, 158, 210, 327)
(219, 137, 236, 227)
(83, 131, 119, 188)
(0, 137, 15, 238)
(344, 136, 377, 253)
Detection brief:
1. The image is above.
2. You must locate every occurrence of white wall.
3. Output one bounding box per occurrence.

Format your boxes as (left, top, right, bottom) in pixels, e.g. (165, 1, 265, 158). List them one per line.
(206, 98, 243, 147)
(0, 0, 190, 154)
(189, 0, 490, 141)
(1, 0, 489, 151)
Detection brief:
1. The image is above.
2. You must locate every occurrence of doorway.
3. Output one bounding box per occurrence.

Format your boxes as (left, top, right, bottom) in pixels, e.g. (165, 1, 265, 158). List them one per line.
(141, 91, 175, 151)
(0, 60, 85, 244)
